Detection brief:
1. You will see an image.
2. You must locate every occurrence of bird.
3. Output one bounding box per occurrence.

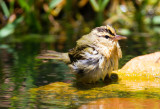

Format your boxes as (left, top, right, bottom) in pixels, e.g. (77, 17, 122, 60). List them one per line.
(37, 25, 126, 83)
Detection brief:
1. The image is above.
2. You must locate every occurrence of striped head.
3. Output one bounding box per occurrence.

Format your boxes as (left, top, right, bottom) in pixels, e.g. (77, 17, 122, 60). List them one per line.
(91, 25, 126, 41)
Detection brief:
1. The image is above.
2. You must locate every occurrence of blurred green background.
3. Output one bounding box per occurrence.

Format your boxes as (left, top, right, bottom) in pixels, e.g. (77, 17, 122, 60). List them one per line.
(0, 0, 160, 44)
(0, 0, 160, 108)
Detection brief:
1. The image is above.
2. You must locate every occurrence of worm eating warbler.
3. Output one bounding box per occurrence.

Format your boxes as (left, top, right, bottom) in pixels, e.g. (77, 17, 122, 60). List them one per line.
(37, 25, 126, 83)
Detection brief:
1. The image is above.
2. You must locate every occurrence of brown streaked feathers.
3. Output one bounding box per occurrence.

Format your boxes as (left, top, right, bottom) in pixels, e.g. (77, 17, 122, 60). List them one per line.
(37, 25, 126, 83)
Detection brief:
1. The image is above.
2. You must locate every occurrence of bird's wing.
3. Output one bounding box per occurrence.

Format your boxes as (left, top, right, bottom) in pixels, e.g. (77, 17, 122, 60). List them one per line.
(68, 45, 91, 62)
(68, 46, 106, 83)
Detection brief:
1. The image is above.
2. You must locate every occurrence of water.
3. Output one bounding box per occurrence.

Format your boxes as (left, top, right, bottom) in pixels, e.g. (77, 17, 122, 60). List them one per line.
(0, 34, 160, 109)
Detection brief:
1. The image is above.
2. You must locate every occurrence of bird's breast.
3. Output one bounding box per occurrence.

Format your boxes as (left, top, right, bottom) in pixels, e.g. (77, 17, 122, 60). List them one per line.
(94, 42, 117, 59)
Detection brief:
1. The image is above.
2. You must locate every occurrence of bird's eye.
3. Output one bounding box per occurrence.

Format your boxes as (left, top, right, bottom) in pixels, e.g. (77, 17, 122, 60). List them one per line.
(104, 35, 110, 39)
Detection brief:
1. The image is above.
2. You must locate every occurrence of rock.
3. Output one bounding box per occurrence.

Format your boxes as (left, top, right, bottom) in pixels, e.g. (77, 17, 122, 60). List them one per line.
(120, 52, 160, 76)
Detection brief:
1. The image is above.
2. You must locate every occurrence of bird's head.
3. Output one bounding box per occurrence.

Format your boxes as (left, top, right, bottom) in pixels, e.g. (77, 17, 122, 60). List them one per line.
(77, 25, 126, 59)
(91, 25, 127, 41)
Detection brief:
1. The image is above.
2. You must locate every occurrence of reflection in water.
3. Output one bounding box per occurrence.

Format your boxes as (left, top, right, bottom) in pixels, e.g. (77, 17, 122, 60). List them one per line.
(0, 43, 70, 108)
(0, 49, 13, 108)
(75, 73, 119, 90)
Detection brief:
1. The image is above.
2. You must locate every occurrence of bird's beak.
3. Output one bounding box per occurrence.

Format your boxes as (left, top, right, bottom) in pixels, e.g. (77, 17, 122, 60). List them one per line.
(113, 35, 127, 41)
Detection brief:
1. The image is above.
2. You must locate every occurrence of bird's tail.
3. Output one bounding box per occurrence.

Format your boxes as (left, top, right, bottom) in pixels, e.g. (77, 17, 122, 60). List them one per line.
(36, 50, 70, 63)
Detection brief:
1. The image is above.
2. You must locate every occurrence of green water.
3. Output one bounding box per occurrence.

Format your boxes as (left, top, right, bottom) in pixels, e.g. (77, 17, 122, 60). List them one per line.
(0, 34, 160, 109)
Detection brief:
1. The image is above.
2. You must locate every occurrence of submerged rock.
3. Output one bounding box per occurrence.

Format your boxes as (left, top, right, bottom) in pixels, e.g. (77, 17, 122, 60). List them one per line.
(78, 98, 160, 109)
